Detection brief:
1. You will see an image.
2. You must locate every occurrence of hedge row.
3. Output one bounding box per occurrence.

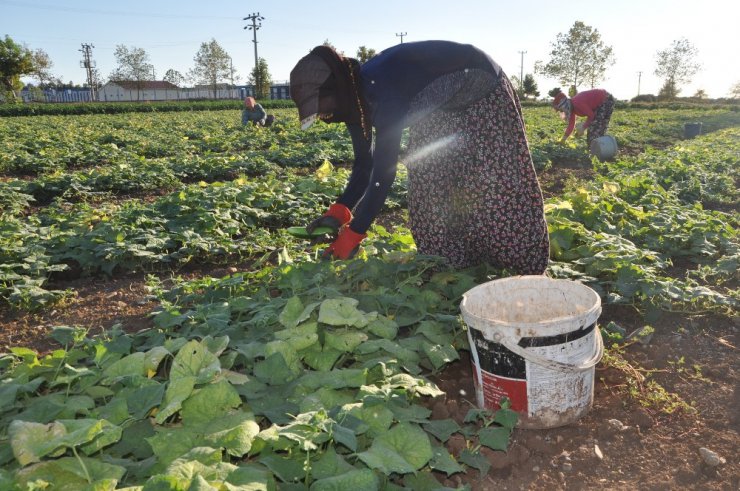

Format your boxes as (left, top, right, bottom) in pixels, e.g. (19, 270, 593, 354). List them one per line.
(2, 97, 736, 118)
(0, 99, 296, 117)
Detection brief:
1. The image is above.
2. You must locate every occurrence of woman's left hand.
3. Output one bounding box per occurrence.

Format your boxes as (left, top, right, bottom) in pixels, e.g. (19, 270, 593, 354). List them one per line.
(323, 227, 366, 260)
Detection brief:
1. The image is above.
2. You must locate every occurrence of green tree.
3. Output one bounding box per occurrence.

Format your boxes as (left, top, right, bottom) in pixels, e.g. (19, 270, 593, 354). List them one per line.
(730, 81, 740, 99)
(248, 57, 272, 100)
(0, 35, 34, 102)
(522, 74, 539, 99)
(356, 46, 376, 63)
(692, 89, 707, 99)
(658, 79, 678, 100)
(163, 68, 185, 87)
(109, 45, 154, 101)
(535, 21, 615, 91)
(654, 38, 701, 98)
(189, 39, 231, 99)
(30, 49, 58, 87)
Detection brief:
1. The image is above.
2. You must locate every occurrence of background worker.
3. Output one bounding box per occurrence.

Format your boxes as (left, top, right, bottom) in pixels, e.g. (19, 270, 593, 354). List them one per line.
(552, 87, 615, 146)
(241, 96, 273, 126)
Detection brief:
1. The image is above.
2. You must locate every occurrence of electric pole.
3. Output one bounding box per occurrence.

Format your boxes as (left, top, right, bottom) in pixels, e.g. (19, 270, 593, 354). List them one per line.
(79, 43, 96, 101)
(243, 12, 265, 98)
(637, 71, 642, 96)
(518, 50, 527, 92)
(396, 32, 407, 43)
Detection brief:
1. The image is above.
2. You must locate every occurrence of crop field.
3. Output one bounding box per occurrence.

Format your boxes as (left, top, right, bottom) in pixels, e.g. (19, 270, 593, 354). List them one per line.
(0, 105, 738, 490)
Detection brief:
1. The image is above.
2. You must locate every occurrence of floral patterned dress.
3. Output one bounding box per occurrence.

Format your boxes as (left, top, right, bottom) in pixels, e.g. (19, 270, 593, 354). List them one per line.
(404, 71, 549, 274)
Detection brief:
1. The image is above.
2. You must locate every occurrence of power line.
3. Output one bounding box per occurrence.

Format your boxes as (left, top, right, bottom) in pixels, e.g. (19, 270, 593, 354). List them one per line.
(0, 0, 235, 20)
(396, 32, 407, 43)
(243, 12, 265, 97)
(79, 43, 97, 101)
(518, 50, 527, 92)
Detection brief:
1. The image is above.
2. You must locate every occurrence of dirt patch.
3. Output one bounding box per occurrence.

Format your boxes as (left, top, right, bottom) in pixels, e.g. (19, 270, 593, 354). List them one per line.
(0, 273, 155, 353)
(538, 164, 595, 199)
(429, 308, 738, 490)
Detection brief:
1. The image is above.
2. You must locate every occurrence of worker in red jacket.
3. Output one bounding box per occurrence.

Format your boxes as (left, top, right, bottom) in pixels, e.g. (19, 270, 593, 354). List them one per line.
(552, 88, 614, 146)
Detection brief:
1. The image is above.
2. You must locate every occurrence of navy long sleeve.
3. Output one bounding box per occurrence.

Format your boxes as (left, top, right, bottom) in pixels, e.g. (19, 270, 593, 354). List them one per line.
(341, 41, 503, 234)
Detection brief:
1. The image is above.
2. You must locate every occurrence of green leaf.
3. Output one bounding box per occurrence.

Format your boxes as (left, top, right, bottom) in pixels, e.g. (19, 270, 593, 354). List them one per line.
(429, 446, 464, 476)
(274, 322, 319, 351)
(9, 419, 121, 466)
(422, 419, 460, 443)
(421, 340, 459, 370)
(346, 403, 394, 436)
(318, 297, 369, 327)
(170, 340, 221, 384)
(143, 346, 171, 375)
(309, 468, 379, 491)
(357, 423, 433, 475)
(278, 297, 319, 329)
(258, 451, 306, 483)
(253, 352, 298, 385)
(302, 345, 342, 372)
(478, 426, 513, 452)
(14, 457, 126, 491)
(403, 470, 456, 490)
(330, 423, 357, 452)
(225, 463, 277, 490)
(492, 408, 519, 430)
(102, 352, 146, 381)
(459, 448, 490, 477)
(310, 446, 355, 481)
(126, 382, 166, 420)
(297, 369, 366, 390)
(147, 411, 259, 466)
(181, 379, 242, 426)
(324, 330, 368, 353)
(154, 376, 196, 424)
(366, 315, 398, 339)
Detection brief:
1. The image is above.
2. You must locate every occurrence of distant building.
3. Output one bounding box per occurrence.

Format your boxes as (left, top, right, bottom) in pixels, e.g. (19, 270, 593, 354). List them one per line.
(21, 86, 92, 103)
(20, 80, 293, 103)
(270, 82, 291, 100)
(99, 80, 180, 102)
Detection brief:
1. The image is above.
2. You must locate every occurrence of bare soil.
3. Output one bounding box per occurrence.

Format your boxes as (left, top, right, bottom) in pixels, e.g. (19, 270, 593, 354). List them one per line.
(1, 165, 737, 490)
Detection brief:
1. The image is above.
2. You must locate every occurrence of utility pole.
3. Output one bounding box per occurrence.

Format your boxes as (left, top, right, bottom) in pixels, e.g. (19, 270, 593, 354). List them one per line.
(637, 71, 642, 96)
(396, 32, 407, 43)
(243, 12, 265, 98)
(518, 50, 527, 92)
(79, 43, 96, 101)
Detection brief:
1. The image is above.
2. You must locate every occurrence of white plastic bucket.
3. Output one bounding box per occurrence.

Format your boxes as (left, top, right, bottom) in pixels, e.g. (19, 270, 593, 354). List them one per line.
(460, 276, 603, 429)
(590, 135, 618, 161)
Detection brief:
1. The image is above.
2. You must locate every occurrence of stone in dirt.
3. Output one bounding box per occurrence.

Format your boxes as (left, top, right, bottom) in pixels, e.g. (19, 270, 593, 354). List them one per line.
(699, 447, 726, 467)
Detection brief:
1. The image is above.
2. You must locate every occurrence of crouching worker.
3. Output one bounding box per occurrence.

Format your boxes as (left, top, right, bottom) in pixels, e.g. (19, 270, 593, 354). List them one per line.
(289, 41, 549, 274)
(241, 96, 274, 127)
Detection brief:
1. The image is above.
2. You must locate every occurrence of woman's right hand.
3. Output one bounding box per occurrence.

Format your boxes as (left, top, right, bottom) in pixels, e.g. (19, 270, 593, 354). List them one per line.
(306, 203, 353, 234)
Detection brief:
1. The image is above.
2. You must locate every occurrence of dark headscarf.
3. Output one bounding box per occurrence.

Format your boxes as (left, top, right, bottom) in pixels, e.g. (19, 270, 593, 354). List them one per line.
(290, 46, 370, 139)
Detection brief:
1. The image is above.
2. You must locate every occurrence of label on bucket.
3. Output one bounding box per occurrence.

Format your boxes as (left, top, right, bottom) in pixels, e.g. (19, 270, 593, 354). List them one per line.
(467, 328, 529, 414)
(467, 322, 598, 426)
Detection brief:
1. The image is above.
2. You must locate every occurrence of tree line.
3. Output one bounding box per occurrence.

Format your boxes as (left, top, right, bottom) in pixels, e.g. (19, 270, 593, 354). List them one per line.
(3, 23, 740, 103)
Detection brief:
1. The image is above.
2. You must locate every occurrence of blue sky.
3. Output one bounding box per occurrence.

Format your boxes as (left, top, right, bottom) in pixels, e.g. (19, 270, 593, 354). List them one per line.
(3, 0, 738, 99)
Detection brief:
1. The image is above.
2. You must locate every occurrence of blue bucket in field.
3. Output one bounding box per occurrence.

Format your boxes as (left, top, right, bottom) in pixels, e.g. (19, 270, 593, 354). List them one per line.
(684, 122, 702, 139)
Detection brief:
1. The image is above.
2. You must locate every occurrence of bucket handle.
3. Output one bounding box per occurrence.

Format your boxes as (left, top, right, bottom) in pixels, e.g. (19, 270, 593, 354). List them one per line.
(498, 326, 604, 373)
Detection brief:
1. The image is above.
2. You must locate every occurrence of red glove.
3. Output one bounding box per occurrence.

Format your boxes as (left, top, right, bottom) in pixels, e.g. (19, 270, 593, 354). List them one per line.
(306, 203, 353, 235)
(323, 227, 366, 260)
